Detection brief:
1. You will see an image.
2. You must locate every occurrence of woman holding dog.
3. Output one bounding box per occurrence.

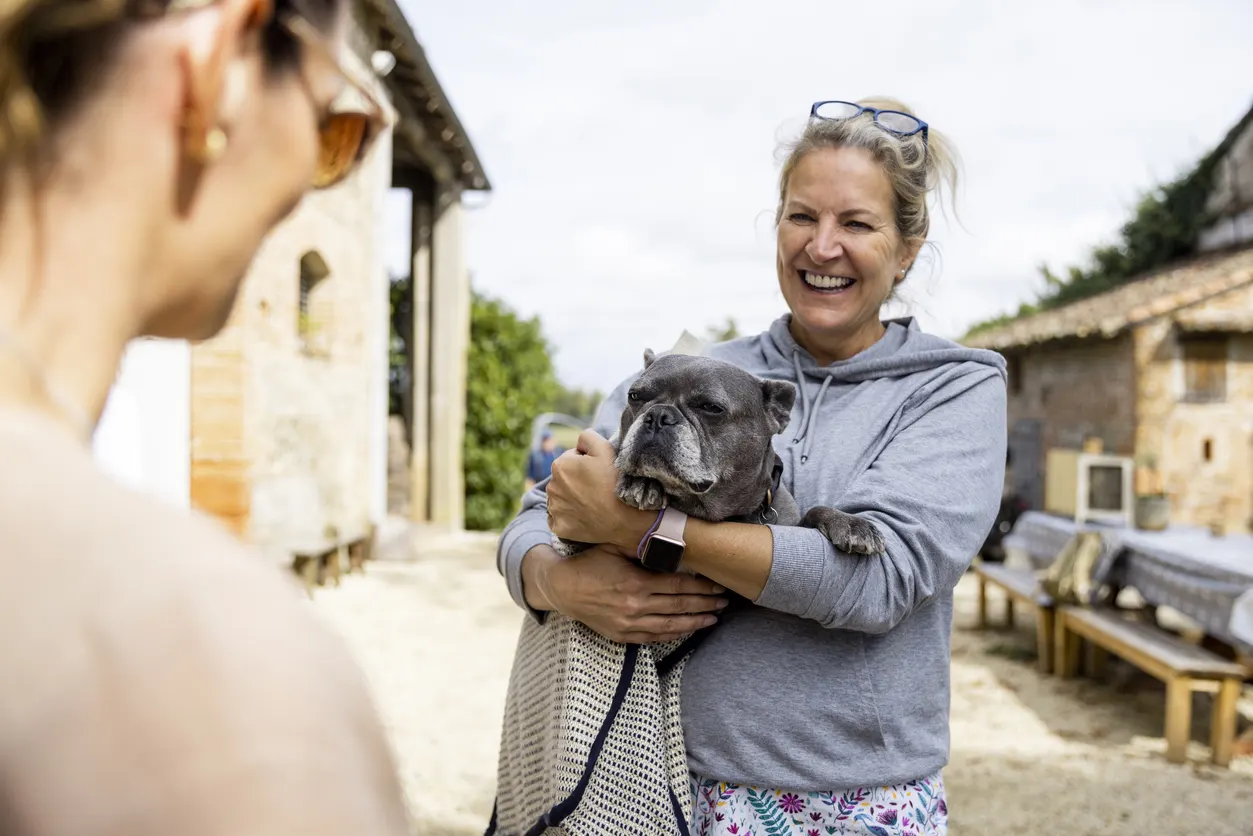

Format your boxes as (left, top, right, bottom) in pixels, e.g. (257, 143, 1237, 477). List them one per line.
(499, 98, 1007, 835)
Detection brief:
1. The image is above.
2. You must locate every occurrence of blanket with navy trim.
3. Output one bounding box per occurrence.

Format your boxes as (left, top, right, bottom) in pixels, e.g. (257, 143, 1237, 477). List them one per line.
(485, 613, 704, 836)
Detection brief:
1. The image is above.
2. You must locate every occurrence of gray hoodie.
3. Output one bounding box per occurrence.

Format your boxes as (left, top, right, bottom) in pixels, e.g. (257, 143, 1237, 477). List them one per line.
(497, 315, 1007, 791)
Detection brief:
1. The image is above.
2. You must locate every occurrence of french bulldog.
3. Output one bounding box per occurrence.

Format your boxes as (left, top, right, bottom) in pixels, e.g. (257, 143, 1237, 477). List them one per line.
(553, 349, 885, 559)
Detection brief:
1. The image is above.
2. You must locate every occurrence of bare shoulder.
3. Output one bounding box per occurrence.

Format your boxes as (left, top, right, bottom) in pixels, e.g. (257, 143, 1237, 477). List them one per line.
(0, 421, 412, 834)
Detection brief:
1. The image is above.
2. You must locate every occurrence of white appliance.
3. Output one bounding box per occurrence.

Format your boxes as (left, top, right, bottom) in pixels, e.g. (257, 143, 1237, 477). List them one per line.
(1044, 448, 1134, 527)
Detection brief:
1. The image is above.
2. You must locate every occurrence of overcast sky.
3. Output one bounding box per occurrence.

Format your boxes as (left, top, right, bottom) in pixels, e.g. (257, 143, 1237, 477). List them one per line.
(386, 0, 1253, 393)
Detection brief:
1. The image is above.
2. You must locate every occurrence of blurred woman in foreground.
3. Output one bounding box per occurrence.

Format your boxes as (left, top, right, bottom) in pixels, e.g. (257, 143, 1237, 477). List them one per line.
(0, 0, 411, 832)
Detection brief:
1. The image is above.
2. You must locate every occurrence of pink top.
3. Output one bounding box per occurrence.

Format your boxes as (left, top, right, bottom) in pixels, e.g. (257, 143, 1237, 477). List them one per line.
(0, 411, 411, 835)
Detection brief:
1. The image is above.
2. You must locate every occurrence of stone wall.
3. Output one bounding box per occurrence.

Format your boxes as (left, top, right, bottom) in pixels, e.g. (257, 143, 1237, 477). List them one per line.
(1007, 335, 1138, 450)
(1135, 282, 1253, 533)
(190, 21, 395, 547)
(1003, 335, 1136, 510)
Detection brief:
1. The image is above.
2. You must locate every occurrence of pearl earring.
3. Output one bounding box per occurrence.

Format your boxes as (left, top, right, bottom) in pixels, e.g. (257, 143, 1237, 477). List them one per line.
(202, 127, 228, 162)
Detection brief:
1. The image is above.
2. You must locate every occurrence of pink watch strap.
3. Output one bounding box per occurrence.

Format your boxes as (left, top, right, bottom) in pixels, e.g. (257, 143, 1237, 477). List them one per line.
(636, 505, 689, 561)
(655, 506, 688, 543)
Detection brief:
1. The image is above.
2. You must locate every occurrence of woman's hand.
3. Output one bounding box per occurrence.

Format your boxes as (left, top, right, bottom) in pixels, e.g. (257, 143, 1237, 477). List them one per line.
(526, 544, 729, 644)
(546, 430, 654, 551)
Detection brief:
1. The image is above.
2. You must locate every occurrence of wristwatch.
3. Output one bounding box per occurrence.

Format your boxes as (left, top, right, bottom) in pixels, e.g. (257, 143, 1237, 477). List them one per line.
(639, 506, 689, 573)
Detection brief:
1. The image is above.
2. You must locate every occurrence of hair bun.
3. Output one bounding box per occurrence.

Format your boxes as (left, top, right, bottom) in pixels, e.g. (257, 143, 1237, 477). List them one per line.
(0, 0, 130, 166)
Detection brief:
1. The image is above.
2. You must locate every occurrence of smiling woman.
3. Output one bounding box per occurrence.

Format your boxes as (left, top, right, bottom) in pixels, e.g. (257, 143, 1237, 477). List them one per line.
(498, 95, 1005, 836)
(775, 97, 959, 365)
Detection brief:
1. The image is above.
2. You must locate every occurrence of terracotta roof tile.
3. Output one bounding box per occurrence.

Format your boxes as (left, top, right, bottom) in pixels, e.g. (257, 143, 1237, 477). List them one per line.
(963, 246, 1253, 351)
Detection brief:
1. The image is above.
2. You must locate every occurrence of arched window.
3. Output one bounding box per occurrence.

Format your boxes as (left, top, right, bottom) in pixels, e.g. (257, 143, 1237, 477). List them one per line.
(298, 250, 331, 355)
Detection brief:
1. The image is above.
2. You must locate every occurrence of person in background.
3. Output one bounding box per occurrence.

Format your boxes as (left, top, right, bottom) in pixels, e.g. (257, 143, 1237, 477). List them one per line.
(0, 0, 411, 832)
(524, 428, 564, 491)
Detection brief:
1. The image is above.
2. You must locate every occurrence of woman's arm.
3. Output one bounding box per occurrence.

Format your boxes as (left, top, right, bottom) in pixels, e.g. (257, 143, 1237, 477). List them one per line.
(554, 451, 777, 599)
(672, 518, 775, 597)
(558, 369, 1007, 635)
(496, 376, 728, 643)
(519, 541, 728, 643)
(757, 372, 1005, 633)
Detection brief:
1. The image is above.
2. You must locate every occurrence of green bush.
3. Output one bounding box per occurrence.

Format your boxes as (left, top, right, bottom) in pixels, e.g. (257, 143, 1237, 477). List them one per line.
(463, 291, 560, 531)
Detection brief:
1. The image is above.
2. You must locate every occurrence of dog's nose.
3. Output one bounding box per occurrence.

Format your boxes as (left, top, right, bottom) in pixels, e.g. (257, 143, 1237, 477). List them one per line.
(642, 405, 681, 433)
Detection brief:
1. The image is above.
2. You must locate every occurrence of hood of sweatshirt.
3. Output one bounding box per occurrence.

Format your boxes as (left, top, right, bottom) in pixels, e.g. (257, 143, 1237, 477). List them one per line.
(706, 314, 1006, 465)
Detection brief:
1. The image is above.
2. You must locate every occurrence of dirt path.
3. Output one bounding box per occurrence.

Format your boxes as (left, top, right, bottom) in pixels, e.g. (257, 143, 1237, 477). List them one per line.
(311, 533, 1253, 836)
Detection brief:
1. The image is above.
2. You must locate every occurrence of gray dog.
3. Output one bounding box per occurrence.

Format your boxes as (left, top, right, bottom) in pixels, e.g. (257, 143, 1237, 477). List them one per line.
(553, 348, 885, 560)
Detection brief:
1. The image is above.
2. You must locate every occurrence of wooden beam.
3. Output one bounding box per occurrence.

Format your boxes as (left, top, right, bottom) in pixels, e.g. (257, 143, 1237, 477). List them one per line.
(390, 93, 455, 185)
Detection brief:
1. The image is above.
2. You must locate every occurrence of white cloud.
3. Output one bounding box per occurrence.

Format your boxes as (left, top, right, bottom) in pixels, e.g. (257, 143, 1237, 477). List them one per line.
(392, 0, 1253, 391)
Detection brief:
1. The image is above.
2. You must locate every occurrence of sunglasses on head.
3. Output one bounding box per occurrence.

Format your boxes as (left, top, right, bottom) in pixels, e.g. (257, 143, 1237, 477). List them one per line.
(279, 12, 390, 189)
(809, 100, 929, 147)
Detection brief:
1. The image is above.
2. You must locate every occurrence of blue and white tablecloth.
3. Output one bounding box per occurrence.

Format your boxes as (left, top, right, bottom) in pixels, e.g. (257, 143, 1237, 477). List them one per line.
(1002, 511, 1253, 653)
(1232, 589, 1253, 647)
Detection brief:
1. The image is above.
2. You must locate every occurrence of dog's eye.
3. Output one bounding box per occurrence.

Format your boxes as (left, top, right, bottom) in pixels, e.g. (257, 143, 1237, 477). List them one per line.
(698, 403, 724, 414)
(627, 391, 642, 402)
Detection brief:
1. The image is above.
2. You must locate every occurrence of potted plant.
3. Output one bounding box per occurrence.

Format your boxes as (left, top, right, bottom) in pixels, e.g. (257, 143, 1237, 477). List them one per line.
(1134, 453, 1170, 531)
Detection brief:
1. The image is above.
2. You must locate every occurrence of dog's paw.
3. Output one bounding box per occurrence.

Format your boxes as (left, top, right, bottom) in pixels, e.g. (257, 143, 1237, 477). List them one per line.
(616, 474, 667, 511)
(800, 506, 886, 555)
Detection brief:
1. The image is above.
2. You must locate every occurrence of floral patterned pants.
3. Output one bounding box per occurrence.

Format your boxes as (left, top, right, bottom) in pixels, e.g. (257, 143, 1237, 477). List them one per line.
(689, 771, 948, 836)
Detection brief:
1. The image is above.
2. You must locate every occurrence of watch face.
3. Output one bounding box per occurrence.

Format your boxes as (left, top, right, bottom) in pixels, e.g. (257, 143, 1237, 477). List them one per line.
(641, 536, 685, 573)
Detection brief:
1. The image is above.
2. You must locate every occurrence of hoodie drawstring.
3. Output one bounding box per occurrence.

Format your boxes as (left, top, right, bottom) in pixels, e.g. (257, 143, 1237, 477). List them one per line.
(790, 349, 834, 465)
(791, 350, 810, 437)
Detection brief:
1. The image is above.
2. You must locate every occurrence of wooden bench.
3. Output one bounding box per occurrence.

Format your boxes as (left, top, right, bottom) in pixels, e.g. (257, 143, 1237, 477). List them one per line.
(348, 521, 377, 572)
(289, 524, 373, 596)
(1054, 605, 1249, 766)
(973, 560, 1057, 674)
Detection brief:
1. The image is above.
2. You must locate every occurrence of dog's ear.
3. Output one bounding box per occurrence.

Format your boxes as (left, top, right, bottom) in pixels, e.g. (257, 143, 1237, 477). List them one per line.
(761, 379, 797, 434)
(643, 348, 657, 369)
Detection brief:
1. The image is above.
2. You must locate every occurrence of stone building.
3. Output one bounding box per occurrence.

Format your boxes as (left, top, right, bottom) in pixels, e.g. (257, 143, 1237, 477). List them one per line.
(92, 0, 488, 555)
(965, 247, 1253, 533)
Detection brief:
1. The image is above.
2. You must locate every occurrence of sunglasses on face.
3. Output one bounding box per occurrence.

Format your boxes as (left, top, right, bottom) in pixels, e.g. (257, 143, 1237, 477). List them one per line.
(279, 12, 390, 189)
(809, 100, 929, 147)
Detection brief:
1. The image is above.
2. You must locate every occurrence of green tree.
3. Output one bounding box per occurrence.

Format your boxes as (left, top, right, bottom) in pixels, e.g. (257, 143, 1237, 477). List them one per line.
(388, 272, 411, 417)
(705, 317, 741, 343)
(549, 386, 603, 423)
(464, 290, 561, 531)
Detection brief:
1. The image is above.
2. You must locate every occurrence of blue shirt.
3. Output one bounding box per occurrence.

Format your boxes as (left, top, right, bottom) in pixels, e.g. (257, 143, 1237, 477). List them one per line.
(526, 447, 562, 483)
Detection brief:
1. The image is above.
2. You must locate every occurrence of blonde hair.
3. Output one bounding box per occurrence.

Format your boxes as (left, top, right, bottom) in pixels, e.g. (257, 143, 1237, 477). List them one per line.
(774, 96, 960, 277)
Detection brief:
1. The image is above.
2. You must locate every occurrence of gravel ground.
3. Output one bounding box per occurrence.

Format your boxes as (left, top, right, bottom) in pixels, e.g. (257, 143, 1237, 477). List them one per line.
(311, 532, 1253, 836)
